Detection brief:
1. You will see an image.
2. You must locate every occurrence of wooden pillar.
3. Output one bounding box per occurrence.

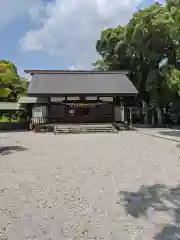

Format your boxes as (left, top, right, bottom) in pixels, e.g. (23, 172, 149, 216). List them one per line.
(9, 112, 12, 123)
(124, 107, 128, 122)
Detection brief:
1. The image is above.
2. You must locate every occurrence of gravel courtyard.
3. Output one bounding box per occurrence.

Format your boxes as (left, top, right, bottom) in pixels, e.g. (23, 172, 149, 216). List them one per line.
(0, 129, 180, 240)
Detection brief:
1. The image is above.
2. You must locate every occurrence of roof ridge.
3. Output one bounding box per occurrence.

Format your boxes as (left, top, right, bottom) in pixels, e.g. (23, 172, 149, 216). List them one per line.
(24, 70, 128, 74)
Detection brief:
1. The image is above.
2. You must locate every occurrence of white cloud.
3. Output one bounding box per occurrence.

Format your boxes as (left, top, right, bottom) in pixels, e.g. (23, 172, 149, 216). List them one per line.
(21, 0, 143, 69)
(0, 0, 40, 27)
(68, 65, 77, 70)
(16, 65, 31, 80)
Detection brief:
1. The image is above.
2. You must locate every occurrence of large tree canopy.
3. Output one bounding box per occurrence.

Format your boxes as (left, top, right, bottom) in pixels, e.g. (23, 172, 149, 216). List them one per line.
(0, 60, 29, 101)
(94, 1, 180, 110)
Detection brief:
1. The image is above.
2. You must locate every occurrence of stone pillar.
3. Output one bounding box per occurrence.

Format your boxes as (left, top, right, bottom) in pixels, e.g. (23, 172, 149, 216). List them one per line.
(114, 105, 121, 123)
(157, 108, 163, 126)
(152, 110, 155, 125)
(120, 106, 125, 122)
(114, 105, 125, 123)
(114, 97, 126, 123)
(47, 97, 52, 123)
(129, 107, 132, 128)
(120, 97, 124, 122)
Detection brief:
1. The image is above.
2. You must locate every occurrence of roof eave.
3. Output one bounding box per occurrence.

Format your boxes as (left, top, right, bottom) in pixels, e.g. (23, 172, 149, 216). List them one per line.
(28, 92, 138, 97)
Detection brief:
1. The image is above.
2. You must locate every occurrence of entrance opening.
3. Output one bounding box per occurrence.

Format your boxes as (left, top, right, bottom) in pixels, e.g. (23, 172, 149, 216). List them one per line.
(67, 104, 94, 122)
(48, 102, 114, 123)
(67, 104, 91, 117)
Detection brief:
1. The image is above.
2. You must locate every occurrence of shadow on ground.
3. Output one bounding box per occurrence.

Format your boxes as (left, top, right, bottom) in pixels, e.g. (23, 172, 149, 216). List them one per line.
(158, 131, 180, 137)
(0, 146, 28, 155)
(119, 184, 180, 240)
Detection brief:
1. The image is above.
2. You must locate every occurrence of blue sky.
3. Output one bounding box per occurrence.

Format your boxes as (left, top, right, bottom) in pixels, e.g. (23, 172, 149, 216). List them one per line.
(0, 0, 164, 77)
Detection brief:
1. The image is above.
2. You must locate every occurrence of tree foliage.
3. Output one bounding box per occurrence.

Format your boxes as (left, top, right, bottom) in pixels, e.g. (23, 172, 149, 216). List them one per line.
(94, 1, 180, 110)
(168, 68, 180, 94)
(92, 59, 109, 71)
(0, 60, 29, 101)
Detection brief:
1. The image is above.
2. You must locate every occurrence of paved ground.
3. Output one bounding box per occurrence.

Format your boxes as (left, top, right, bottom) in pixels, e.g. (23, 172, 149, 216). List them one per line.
(0, 129, 180, 240)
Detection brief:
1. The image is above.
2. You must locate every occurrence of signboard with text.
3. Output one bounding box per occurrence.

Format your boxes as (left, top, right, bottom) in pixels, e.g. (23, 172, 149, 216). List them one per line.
(69, 103, 102, 108)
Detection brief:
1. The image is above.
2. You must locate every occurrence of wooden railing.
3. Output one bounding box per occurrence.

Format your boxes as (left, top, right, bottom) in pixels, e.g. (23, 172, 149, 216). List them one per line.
(31, 117, 48, 125)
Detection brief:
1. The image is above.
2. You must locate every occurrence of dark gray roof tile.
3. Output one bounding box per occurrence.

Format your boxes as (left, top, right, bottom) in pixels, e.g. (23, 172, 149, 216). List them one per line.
(28, 72, 138, 96)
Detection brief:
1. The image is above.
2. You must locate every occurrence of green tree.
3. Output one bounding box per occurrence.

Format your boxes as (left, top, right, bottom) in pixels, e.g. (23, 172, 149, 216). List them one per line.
(92, 59, 109, 71)
(95, 26, 128, 71)
(0, 60, 29, 101)
(168, 68, 180, 95)
(0, 60, 21, 99)
(94, 2, 180, 124)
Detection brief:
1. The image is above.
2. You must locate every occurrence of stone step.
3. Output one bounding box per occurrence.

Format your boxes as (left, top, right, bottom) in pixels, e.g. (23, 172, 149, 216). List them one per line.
(55, 128, 117, 131)
(55, 127, 115, 130)
(54, 130, 118, 134)
(53, 124, 118, 134)
(55, 124, 114, 128)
